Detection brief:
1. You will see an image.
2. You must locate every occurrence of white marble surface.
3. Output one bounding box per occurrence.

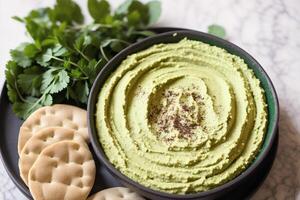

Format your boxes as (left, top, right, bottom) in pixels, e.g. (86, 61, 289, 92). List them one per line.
(0, 0, 300, 199)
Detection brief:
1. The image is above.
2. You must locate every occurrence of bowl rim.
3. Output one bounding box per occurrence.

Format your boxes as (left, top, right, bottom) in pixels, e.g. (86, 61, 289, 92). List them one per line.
(87, 29, 279, 199)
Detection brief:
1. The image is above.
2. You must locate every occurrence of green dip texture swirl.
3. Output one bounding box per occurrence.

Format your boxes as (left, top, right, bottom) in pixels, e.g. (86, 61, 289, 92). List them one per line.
(96, 39, 268, 194)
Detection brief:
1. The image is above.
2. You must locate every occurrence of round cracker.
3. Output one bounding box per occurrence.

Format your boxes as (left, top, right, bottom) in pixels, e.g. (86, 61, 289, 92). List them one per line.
(19, 127, 87, 185)
(18, 104, 88, 154)
(88, 187, 145, 200)
(28, 141, 95, 200)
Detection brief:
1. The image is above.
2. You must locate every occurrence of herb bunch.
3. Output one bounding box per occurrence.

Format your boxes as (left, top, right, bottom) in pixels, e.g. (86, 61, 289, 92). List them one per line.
(5, 0, 161, 119)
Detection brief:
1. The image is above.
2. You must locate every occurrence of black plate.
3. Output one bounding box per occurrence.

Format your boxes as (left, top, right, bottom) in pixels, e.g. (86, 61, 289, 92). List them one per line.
(0, 27, 278, 200)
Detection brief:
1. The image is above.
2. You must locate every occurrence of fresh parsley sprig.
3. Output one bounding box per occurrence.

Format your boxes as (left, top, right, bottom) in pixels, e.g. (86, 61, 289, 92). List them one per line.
(5, 0, 161, 119)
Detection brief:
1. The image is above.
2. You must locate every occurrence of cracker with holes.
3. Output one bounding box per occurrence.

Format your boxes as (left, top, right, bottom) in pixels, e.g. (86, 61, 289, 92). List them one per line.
(19, 127, 87, 185)
(28, 141, 95, 200)
(88, 187, 145, 200)
(18, 104, 89, 154)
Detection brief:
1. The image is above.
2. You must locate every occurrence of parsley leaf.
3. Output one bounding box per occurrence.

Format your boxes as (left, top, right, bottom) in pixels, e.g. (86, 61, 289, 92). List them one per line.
(24, 43, 40, 58)
(127, 1, 149, 26)
(75, 80, 90, 103)
(42, 94, 53, 106)
(17, 66, 43, 96)
(41, 68, 69, 94)
(23, 8, 53, 42)
(88, 0, 111, 22)
(11, 16, 24, 23)
(116, 0, 133, 14)
(13, 97, 43, 119)
(37, 48, 53, 66)
(52, 0, 84, 24)
(147, 1, 161, 25)
(208, 24, 226, 39)
(52, 44, 68, 57)
(10, 43, 32, 68)
(5, 61, 22, 103)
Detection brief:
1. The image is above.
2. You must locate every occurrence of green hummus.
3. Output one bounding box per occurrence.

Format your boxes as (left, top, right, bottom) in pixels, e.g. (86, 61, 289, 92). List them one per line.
(96, 39, 268, 194)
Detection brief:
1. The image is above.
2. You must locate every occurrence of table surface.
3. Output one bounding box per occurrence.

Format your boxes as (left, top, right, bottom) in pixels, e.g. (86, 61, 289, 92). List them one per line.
(0, 0, 300, 199)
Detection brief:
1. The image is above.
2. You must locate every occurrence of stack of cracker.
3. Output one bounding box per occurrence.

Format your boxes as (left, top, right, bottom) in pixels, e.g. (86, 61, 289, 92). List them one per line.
(18, 104, 95, 200)
(17, 104, 145, 200)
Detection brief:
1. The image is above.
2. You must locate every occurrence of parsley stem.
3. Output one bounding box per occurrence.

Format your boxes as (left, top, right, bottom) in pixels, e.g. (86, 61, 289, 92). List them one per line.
(112, 39, 130, 45)
(50, 56, 80, 68)
(69, 23, 114, 30)
(23, 92, 45, 117)
(26, 85, 52, 116)
(95, 58, 103, 68)
(100, 46, 109, 62)
(50, 55, 90, 79)
(74, 47, 90, 62)
(14, 81, 27, 102)
(74, 77, 89, 80)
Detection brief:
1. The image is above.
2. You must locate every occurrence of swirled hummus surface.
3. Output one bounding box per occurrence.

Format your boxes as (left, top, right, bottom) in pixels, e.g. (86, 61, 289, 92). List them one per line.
(96, 39, 268, 194)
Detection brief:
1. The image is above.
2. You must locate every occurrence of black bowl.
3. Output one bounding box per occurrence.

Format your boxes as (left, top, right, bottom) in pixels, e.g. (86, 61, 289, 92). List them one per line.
(87, 30, 279, 200)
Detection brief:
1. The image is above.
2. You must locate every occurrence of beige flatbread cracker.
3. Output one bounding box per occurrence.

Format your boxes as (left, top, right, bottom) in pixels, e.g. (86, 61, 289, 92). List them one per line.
(28, 141, 95, 200)
(18, 104, 88, 154)
(88, 187, 145, 200)
(19, 127, 87, 185)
